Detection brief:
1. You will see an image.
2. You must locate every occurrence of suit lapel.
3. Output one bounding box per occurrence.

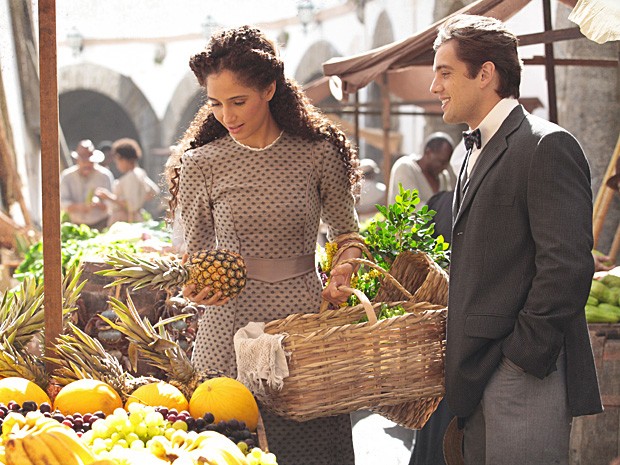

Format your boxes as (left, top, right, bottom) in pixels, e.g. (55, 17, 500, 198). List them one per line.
(454, 105, 528, 226)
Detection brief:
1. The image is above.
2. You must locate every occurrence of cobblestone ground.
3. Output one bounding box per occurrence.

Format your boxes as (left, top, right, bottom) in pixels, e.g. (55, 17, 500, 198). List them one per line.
(351, 410, 415, 465)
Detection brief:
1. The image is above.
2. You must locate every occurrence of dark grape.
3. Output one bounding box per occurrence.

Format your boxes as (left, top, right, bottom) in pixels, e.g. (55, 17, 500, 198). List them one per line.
(93, 411, 106, 419)
(167, 414, 177, 423)
(22, 401, 37, 412)
(39, 402, 52, 413)
(203, 413, 215, 424)
(52, 413, 65, 422)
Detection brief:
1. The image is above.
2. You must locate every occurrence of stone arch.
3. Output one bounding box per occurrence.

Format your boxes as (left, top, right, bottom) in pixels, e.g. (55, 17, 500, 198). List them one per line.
(162, 72, 204, 148)
(58, 63, 162, 182)
(294, 40, 340, 85)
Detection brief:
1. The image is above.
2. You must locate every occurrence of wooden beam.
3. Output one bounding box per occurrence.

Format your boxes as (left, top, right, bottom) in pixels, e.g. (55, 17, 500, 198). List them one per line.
(542, 0, 558, 124)
(518, 26, 585, 46)
(523, 57, 619, 67)
(38, 0, 62, 373)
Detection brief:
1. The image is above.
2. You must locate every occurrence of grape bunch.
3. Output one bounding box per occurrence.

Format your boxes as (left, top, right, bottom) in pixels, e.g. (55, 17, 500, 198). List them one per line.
(153, 406, 259, 450)
(0, 401, 105, 436)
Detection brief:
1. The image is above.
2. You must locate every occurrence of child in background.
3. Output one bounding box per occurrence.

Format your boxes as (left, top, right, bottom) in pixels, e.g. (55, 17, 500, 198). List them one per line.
(95, 138, 160, 225)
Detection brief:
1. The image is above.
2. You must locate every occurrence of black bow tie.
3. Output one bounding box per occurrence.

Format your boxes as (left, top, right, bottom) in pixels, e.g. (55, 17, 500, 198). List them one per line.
(463, 128, 482, 151)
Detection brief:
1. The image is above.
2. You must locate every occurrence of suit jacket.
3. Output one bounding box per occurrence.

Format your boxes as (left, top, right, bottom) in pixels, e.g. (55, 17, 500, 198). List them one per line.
(447, 105, 603, 418)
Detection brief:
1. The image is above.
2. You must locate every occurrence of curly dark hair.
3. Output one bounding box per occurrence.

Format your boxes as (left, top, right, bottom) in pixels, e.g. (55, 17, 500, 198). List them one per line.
(166, 25, 361, 219)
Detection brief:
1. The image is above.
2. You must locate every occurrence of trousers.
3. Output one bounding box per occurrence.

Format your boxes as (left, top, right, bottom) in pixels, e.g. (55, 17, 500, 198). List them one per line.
(463, 350, 571, 465)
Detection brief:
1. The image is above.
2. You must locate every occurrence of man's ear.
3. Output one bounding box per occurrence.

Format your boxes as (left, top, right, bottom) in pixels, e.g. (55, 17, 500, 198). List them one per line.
(479, 61, 496, 90)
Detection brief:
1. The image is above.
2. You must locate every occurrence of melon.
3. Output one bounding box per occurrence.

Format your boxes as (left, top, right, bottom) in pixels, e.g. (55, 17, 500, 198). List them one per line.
(189, 377, 259, 431)
(0, 377, 50, 407)
(125, 381, 188, 411)
(53, 379, 122, 415)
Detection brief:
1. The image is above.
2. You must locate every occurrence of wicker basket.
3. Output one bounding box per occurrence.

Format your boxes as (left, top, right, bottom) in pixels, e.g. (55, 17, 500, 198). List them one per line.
(257, 252, 448, 426)
(368, 251, 449, 429)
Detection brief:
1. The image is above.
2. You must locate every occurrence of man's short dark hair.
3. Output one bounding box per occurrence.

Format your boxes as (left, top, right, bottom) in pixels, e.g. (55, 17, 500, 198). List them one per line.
(434, 14, 522, 99)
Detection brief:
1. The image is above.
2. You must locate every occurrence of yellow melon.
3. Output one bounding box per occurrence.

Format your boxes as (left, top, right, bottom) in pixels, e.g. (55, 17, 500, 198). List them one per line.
(189, 377, 259, 431)
(0, 377, 50, 407)
(53, 379, 122, 415)
(125, 381, 188, 411)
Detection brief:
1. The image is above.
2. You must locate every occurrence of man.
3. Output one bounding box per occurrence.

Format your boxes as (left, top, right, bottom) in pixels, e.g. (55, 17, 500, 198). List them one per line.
(60, 139, 114, 230)
(387, 132, 456, 206)
(430, 14, 602, 464)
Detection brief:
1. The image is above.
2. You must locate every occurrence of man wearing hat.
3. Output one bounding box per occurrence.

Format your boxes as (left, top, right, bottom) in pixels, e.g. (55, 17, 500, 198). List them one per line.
(60, 139, 114, 230)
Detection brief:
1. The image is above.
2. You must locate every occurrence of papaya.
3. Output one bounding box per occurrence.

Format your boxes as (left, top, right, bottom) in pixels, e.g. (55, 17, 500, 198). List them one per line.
(601, 274, 620, 288)
(587, 295, 599, 306)
(585, 304, 620, 324)
(590, 280, 610, 302)
(598, 302, 620, 319)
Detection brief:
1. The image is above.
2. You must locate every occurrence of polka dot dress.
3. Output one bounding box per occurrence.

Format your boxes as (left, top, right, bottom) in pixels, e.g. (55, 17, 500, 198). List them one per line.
(179, 133, 359, 465)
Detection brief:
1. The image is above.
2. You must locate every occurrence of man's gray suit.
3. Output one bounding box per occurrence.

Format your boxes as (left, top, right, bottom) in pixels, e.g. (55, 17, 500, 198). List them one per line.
(447, 105, 603, 419)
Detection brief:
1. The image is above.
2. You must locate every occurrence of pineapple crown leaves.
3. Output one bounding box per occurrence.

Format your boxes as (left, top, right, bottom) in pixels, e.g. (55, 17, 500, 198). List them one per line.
(0, 266, 85, 349)
(44, 323, 152, 398)
(0, 337, 48, 390)
(95, 251, 187, 291)
(102, 295, 194, 377)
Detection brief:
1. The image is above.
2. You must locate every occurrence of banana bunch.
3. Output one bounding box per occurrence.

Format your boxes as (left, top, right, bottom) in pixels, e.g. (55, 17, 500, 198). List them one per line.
(3, 411, 97, 465)
(148, 429, 248, 465)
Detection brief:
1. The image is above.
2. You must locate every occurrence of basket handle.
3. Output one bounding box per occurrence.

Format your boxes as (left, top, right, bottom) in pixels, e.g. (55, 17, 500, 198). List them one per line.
(320, 286, 378, 324)
(338, 258, 414, 301)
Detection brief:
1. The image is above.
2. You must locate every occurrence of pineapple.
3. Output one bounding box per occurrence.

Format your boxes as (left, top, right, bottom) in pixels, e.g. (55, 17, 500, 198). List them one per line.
(45, 323, 158, 402)
(100, 295, 224, 399)
(97, 249, 247, 299)
(0, 266, 84, 391)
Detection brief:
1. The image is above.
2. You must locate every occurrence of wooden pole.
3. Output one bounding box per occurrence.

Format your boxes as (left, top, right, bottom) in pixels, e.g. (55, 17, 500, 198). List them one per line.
(381, 73, 391, 205)
(593, 134, 620, 249)
(542, 0, 558, 124)
(38, 0, 63, 373)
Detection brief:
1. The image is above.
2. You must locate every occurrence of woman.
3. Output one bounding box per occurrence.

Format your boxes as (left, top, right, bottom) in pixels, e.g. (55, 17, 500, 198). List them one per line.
(166, 25, 363, 464)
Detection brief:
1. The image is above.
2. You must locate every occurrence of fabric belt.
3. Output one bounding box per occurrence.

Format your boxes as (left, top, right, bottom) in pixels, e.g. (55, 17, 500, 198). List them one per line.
(245, 253, 316, 283)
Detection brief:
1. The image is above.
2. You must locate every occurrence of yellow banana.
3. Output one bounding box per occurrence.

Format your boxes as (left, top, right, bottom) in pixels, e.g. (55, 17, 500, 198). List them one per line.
(45, 428, 98, 465)
(21, 432, 63, 465)
(4, 436, 33, 465)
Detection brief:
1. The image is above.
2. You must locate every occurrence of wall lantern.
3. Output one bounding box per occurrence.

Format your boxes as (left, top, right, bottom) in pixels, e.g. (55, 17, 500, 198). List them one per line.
(66, 26, 83, 57)
(297, 0, 315, 33)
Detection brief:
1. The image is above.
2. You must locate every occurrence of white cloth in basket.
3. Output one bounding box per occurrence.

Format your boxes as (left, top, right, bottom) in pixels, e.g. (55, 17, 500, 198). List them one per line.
(234, 321, 290, 394)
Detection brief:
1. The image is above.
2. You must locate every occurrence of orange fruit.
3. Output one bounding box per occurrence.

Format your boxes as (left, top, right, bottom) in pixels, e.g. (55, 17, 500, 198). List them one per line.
(125, 381, 188, 412)
(189, 377, 259, 431)
(53, 379, 122, 415)
(0, 377, 50, 407)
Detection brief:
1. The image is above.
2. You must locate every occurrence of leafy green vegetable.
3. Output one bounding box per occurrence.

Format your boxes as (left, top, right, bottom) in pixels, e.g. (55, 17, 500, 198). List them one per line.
(362, 184, 450, 269)
(13, 221, 171, 283)
(357, 303, 407, 323)
(345, 185, 450, 306)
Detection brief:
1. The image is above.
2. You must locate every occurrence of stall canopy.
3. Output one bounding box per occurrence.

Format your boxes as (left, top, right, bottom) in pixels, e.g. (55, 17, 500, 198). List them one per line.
(322, 0, 532, 96)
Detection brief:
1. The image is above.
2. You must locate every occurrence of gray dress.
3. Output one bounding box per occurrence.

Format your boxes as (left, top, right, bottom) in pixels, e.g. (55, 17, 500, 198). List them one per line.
(179, 132, 358, 465)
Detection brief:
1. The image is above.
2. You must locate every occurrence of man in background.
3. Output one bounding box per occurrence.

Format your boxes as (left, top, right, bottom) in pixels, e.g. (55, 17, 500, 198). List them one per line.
(387, 132, 456, 206)
(60, 139, 114, 230)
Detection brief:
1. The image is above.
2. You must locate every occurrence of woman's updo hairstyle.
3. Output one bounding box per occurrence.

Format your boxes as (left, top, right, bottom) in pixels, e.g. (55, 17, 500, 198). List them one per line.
(190, 26, 282, 93)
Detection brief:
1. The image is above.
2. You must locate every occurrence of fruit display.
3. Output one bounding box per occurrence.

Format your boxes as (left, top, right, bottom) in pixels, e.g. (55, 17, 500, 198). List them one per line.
(97, 249, 247, 299)
(586, 272, 620, 323)
(0, 266, 276, 464)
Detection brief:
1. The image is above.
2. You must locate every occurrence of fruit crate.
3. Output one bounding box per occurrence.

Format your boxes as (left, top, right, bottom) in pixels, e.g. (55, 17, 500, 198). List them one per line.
(569, 324, 620, 465)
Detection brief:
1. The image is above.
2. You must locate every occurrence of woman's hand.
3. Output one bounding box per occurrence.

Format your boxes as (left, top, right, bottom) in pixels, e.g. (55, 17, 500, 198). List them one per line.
(182, 283, 230, 306)
(321, 262, 354, 307)
(180, 252, 230, 306)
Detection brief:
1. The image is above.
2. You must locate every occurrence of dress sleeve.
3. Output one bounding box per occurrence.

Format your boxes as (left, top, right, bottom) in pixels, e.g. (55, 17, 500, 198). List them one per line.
(318, 141, 359, 241)
(179, 150, 217, 253)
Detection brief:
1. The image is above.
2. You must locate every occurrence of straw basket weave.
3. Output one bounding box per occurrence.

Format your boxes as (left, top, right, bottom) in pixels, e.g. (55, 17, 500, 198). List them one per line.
(370, 251, 449, 429)
(258, 252, 448, 426)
